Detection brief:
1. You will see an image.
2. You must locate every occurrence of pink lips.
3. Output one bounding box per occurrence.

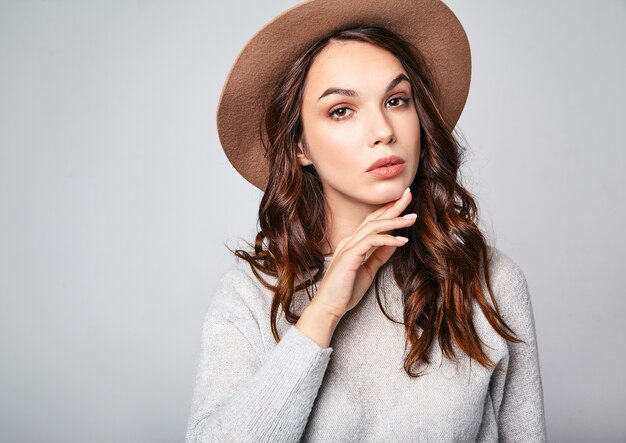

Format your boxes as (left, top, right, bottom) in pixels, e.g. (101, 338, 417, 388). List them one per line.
(366, 163, 405, 178)
(366, 155, 405, 172)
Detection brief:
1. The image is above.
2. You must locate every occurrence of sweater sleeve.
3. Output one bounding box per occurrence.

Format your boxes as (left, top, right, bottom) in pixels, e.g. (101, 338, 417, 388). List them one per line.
(185, 268, 334, 443)
(491, 255, 548, 442)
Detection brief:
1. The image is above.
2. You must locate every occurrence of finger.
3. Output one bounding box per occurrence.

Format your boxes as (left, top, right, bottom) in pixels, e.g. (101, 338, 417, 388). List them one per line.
(377, 186, 413, 219)
(335, 187, 414, 257)
(346, 233, 408, 268)
(343, 214, 417, 252)
(332, 236, 350, 257)
(362, 243, 397, 273)
(362, 200, 396, 223)
(362, 188, 413, 233)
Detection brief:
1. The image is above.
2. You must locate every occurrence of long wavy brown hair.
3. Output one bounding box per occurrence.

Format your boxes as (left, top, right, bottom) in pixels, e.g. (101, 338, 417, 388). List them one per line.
(229, 25, 523, 377)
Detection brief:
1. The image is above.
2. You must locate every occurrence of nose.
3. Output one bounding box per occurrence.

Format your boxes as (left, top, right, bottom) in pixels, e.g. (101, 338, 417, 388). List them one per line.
(367, 108, 395, 148)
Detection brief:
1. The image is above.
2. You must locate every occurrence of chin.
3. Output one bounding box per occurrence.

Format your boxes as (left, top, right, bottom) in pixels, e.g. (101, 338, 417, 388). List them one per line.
(361, 182, 406, 204)
(373, 179, 408, 194)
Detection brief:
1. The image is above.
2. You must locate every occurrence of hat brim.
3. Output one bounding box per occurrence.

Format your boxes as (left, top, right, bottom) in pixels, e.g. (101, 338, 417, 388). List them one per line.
(217, 0, 471, 191)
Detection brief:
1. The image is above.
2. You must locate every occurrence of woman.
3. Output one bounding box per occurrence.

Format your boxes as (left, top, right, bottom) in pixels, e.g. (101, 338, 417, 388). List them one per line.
(186, 1, 547, 442)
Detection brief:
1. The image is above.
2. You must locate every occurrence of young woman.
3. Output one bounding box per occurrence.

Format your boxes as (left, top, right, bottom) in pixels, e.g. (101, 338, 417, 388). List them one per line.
(186, 1, 547, 442)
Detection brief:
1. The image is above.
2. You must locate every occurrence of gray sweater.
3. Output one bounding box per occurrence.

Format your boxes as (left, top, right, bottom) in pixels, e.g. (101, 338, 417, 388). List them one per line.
(185, 247, 547, 442)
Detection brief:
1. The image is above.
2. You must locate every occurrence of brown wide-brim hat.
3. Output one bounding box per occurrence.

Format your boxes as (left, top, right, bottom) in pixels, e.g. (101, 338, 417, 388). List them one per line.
(217, 0, 471, 192)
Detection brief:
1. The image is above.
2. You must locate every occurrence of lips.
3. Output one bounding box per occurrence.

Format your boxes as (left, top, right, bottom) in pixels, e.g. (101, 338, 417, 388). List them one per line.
(366, 155, 405, 172)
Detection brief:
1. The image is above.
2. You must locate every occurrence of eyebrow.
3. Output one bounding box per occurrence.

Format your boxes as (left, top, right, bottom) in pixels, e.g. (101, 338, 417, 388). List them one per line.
(317, 73, 410, 102)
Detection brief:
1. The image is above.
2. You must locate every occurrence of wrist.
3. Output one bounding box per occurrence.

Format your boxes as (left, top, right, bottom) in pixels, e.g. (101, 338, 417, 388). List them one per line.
(295, 300, 340, 348)
(309, 299, 342, 326)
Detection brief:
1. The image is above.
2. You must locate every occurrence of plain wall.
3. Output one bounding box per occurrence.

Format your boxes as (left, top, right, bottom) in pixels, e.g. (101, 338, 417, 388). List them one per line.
(1, 1, 624, 442)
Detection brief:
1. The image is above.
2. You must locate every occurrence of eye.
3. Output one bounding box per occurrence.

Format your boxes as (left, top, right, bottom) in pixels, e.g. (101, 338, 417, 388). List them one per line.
(328, 106, 354, 120)
(386, 96, 410, 108)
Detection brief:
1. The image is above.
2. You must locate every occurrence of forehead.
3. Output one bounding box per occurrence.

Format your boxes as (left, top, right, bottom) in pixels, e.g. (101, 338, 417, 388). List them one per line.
(303, 40, 406, 97)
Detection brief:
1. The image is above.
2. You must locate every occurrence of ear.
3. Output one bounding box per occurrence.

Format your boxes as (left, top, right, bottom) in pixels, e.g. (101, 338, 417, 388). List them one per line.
(296, 140, 314, 166)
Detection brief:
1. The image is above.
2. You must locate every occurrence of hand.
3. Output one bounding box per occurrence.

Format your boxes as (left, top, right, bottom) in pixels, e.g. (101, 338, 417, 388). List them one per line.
(312, 187, 416, 322)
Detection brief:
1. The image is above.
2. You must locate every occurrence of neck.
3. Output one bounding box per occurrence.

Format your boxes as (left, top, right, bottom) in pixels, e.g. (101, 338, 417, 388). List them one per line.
(322, 189, 383, 256)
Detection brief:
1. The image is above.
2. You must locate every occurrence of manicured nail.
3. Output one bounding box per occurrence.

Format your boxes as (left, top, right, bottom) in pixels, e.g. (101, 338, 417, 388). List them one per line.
(402, 213, 417, 219)
(395, 236, 409, 242)
(403, 187, 411, 197)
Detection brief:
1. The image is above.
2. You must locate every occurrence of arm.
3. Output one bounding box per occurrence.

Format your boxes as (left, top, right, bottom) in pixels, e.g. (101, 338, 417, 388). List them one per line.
(491, 257, 548, 442)
(185, 269, 334, 443)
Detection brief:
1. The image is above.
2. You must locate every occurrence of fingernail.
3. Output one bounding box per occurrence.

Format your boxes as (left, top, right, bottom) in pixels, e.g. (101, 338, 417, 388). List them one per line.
(395, 236, 409, 242)
(403, 187, 411, 197)
(402, 213, 417, 219)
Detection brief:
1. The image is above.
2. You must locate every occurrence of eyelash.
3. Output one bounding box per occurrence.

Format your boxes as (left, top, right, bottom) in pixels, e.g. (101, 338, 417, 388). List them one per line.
(328, 96, 411, 120)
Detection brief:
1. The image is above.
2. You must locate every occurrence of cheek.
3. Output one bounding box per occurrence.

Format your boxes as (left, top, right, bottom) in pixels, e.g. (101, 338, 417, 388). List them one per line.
(400, 113, 421, 148)
(308, 121, 359, 168)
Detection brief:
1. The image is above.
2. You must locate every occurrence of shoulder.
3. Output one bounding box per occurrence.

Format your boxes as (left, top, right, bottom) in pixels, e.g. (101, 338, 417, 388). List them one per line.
(485, 246, 533, 318)
(206, 260, 273, 323)
(486, 246, 529, 293)
(214, 261, 271, 296)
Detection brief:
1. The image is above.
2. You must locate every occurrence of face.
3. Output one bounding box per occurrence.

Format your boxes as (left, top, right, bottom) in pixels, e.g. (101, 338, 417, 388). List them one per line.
(297, 40, 421, 211)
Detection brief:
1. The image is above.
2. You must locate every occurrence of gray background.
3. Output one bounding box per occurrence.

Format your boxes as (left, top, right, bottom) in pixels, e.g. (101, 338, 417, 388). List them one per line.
(1, 1, 624, 442)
